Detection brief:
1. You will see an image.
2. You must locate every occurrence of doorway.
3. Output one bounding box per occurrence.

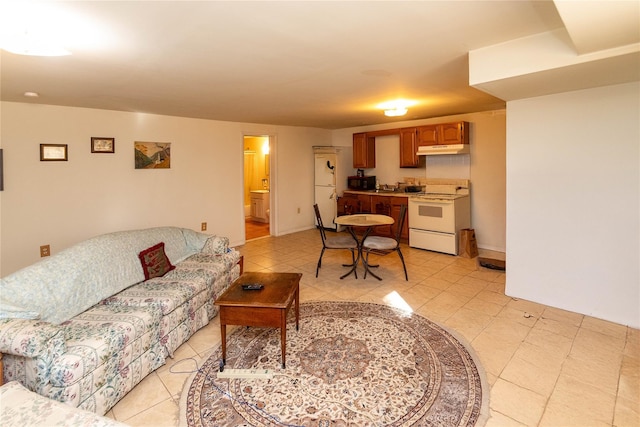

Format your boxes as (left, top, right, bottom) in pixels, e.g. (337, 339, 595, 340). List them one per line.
(243, 135, 271, 240)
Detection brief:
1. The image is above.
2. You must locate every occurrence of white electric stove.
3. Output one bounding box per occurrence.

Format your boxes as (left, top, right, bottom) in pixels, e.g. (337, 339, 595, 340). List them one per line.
(408, 179, 471, 255)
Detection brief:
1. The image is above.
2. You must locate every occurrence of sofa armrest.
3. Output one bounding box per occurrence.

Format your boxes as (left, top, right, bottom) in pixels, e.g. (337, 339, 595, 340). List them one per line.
(201, 235, 230, 255)
(0, 319, 65, 359)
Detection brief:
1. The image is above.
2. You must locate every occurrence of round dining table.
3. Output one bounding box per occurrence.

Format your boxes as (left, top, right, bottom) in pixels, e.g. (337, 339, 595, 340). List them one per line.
(334, 214, 394, 280)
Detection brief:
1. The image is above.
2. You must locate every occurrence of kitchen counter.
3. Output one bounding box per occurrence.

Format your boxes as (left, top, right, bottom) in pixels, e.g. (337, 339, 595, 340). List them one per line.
(343, 190, 412, 198)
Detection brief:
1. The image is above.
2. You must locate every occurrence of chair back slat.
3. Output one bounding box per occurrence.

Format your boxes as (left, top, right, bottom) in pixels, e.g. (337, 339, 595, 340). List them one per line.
(395, 204, 407, 242)
(362, 203, 409, 281)
(313, 204, 328, 244)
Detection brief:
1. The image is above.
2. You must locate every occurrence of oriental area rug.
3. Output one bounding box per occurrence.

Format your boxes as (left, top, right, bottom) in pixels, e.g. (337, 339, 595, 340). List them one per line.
(180, 301, 487, 427)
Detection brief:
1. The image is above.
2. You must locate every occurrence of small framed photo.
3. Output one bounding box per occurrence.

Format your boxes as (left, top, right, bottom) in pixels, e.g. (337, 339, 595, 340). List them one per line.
(40, 144, 68, 161)
(91, 137, 115, 153)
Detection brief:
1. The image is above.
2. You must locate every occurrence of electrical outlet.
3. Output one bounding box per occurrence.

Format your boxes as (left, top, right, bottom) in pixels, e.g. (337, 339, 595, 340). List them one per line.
(40, 245, 50, 257)
(201, 222, 207, 231)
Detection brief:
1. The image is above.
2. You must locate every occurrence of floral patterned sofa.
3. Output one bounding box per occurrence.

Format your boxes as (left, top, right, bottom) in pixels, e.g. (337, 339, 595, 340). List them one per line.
(0, 226, 241, 415)
(1, 380, 128, 426)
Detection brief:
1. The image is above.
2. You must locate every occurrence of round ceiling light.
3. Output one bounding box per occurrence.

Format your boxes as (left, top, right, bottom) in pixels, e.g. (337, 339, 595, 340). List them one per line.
(384, 108, 408, 117)
(377, 99, 417, 117)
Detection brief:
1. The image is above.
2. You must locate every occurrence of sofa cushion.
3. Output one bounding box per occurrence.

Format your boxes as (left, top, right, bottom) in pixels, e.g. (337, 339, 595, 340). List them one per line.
(51, 305, 162, 389)
(51, 324, 125, 389)
(138, 242, 175, 280)
(102, 273, 208, 316)
(0, 319, 65, 359)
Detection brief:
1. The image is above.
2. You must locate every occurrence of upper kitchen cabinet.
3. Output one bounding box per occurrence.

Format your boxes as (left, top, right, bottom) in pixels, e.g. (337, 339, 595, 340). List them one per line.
(417, 125, 438, 145)
(417, 121, 469, 146)
(399, 127, 421, 168)
(353, 132, 376, 168)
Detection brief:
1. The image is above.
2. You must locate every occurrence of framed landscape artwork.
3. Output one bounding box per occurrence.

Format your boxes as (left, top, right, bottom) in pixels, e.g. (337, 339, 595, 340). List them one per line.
(134, 141, 171, 169)
(91, 137, 115, 153)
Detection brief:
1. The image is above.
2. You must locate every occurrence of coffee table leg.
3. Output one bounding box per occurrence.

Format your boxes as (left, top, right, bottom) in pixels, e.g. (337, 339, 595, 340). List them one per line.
(280, 310, 286, 369)
(220, 323, 227, 366)
(295, 288, 300, 331)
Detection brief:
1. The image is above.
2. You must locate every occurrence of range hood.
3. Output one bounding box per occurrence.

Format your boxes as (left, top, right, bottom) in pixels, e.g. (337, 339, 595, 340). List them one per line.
(416, 144, 470, 156)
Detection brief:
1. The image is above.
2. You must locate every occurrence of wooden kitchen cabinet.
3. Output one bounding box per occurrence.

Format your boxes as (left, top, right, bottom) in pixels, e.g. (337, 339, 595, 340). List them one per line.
(371, 195, 409, 241)
(358, 194, 371, 213)
(390, 197, 410, 242)
(417, 125, 438, 146)
(440, 122, 468, 144)
(353, 133, 376, 168)
(371, 195, 392, 237)
(417, 121, 469, 146)
(338, 193, 371, 215)
(341, 192, 408, 241)
(399, 127, 421, 168)
(337, 193, 361, 216)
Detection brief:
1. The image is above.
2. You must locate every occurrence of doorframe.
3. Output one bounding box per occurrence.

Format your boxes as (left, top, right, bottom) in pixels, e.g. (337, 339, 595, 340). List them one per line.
(242, 133, 276, 240)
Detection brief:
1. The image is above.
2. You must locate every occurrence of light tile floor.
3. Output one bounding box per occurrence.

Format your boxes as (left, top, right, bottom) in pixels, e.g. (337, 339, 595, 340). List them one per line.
(107, 229, 639, 426)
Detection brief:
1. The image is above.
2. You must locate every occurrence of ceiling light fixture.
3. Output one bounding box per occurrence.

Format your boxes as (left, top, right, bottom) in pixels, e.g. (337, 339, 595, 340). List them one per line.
(24, 91, 39, 97)
(0, 2, 87, 57)
(384, 107, 408, 117)
(2, 31, 71, 56)
(377, 99, 416, 117)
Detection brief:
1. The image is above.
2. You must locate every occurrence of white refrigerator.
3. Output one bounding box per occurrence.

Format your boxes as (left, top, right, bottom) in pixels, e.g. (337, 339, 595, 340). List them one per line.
(314, 146, 353, 231)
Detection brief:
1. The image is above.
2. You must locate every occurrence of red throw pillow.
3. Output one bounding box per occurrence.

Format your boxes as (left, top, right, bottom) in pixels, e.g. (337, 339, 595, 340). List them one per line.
(138, 242, 175, 280)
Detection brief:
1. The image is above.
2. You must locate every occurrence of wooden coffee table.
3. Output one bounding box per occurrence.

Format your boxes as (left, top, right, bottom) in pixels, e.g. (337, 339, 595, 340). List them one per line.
(215, 272, 301, 369)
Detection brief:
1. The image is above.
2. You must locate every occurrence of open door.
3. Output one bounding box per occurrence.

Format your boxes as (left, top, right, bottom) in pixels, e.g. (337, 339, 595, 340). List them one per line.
(243, 135, 271, 240)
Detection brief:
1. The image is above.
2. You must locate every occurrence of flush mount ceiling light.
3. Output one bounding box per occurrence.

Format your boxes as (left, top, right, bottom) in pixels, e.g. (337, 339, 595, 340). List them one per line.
(2, 31, 71, 56)
(377, 100, 417, 117)
(24, 91, 39, 98)
(384, 107, 408, 117)
(0, 1, 101, 56)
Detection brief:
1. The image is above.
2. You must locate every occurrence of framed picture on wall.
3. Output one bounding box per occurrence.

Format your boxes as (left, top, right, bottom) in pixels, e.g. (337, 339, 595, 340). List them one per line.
(134, 141, 171, 169)
(40, 144, 68, 161)
(91, 137, 115, 153)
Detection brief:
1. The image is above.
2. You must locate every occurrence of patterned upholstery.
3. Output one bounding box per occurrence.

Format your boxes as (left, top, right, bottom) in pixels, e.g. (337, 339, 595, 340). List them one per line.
(0, 227, 241, 415)
(1, 381, 128, 427)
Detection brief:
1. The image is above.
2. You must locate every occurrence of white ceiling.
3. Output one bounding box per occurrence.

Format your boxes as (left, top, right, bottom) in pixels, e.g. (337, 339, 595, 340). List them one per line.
(0, 1, 635, 130)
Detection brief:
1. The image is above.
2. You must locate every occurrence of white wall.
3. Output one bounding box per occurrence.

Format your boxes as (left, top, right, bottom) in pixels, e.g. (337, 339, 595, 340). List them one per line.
(332, 110, 507, 253)
(506, 82, 639, 328)
(0, 102, 331, 275)
(0, 103, 506, 276)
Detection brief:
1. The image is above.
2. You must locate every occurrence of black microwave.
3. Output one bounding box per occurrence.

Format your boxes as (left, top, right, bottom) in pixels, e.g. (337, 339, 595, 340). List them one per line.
(347, 176, 376, 190)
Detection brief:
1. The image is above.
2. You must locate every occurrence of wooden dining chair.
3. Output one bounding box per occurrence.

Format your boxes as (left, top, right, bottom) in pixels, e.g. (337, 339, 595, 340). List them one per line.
(313, 204, 358, 278)
(362, 204, 408, 281)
